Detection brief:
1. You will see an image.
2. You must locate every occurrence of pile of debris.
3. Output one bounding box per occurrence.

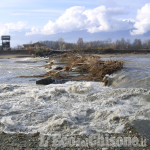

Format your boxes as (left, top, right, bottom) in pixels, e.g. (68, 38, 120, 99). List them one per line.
(36, 53, 123, 85)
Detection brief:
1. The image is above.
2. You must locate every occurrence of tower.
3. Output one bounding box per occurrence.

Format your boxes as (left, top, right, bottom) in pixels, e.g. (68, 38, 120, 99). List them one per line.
(1, 35, 11, 50)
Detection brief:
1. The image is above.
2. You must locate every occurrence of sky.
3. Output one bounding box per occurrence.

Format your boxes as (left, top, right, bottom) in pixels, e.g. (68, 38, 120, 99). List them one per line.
(1, 0, 150, 47)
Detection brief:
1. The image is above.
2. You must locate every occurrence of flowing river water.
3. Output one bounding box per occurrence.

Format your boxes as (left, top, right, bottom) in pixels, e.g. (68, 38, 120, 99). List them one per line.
(0, 55, 149, 136)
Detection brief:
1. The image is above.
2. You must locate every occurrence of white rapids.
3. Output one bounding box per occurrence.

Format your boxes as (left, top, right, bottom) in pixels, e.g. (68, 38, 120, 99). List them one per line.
(0, 56, 149, 135)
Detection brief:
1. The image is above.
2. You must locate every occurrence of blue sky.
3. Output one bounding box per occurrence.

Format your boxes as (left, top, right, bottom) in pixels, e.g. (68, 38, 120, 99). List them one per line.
(1, 0, 150, 46)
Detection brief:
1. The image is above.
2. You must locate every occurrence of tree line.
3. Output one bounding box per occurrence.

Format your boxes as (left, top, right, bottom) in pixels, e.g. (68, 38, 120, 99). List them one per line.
(40, 37, 150, 51)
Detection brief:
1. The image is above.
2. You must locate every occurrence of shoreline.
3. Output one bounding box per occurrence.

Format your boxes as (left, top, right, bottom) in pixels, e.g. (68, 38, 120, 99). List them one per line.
(0, 121, 149, 149)
(0, 51, 150, 59)
(0, 54, 33, 59)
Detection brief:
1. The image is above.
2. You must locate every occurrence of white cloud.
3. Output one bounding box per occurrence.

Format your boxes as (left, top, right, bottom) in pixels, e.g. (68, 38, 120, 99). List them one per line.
(26, 27, 40, 35)
(26, 6, 132, 36)
(12, 13, 29, 16)
(5, 22, 26, 31)
(131, 3, 150, 35)
(0, 21, 26, 36)
(30, 9, 63, 13)
(83, 6, 109, 33)
(12, 9, 63, 16)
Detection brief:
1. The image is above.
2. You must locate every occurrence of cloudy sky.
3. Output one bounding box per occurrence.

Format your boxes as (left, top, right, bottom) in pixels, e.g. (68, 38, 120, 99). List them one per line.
(0, 0, 150, 46)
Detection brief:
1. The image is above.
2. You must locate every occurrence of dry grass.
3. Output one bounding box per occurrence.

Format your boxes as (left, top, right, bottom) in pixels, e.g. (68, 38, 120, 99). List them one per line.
(88, 59, 123, 81)
(65, 55, 123, 81)
(46, 53, 123, 83)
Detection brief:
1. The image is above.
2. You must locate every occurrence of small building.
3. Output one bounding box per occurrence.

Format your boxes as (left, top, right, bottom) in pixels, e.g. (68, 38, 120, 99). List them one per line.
(23, 42, 46, 50)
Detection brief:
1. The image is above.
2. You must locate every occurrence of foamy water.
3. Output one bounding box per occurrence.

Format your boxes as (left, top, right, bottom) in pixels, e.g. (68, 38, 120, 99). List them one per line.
(106, 54, 150, 89)
(0, 56, 149, 135)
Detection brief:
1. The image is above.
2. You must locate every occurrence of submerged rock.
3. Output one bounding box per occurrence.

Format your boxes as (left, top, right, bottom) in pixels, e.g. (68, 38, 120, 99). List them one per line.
(55, 66, 64, 70)
(36, 77, 66, 85)
(36, 77, 55, 85)
(112, 116, 120, 122)
(103, 75, 111, 86)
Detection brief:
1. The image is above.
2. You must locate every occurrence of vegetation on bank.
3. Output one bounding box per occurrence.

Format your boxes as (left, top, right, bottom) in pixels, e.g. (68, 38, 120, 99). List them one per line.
(40, 38, 150, 51)
(15, 37, 150, 56)
(28, 38, 150, 56)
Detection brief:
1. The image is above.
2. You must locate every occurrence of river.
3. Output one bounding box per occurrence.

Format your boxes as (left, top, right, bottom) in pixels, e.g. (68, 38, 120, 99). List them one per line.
(0, 55, 149, 135)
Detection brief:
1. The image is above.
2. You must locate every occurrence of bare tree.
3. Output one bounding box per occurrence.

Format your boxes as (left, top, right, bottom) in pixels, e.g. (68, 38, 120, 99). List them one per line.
(77, 37, 84, 49)
(58, 37, 64, 50)
(143, 39, 150, 49)
(133, 39, 142, 50)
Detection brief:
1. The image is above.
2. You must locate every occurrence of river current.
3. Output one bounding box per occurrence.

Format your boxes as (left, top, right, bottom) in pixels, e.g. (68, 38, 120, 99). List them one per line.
(0, 55, 149, 135)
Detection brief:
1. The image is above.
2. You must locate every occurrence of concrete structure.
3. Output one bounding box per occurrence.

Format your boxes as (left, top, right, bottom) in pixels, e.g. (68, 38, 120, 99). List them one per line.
(1, 35, 11, 50)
